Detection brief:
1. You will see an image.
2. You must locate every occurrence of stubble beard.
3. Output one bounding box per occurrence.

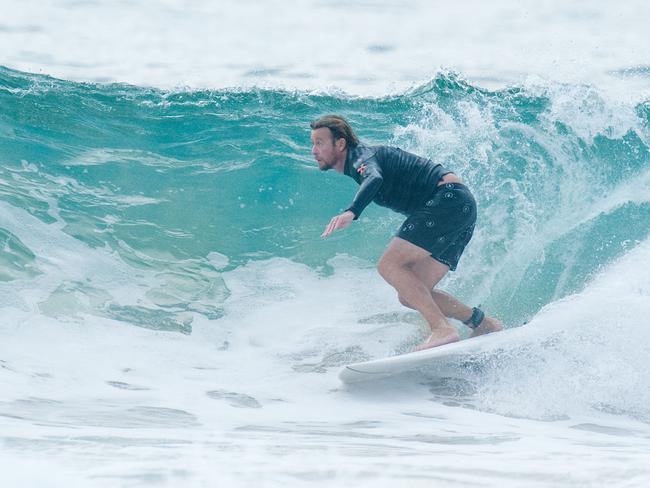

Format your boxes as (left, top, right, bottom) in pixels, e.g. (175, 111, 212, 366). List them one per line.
(318, 158, 334, 171)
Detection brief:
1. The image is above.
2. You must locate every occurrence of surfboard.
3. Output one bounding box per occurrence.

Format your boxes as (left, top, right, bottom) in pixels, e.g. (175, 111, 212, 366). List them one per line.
(339, 327, 531, 384)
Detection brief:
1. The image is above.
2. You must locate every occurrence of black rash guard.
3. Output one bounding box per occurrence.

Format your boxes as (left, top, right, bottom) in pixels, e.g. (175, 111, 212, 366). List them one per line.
(343, 144, 453, 218)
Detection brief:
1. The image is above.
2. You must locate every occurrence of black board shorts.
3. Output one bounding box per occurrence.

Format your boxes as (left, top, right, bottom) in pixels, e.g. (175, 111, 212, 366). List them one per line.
(396, 183, 477, 271)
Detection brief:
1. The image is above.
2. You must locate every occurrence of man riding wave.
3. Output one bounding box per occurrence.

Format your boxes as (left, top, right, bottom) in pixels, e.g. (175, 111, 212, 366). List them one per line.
(310, 115, 502, 350)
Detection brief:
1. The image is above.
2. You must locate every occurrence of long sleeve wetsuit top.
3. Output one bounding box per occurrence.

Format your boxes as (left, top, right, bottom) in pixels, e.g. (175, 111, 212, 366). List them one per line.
(343, 144, 452, 218)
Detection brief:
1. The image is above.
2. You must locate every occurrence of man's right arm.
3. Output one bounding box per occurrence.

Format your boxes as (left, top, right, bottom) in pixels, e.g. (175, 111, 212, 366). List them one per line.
(345, 157, 383, 219)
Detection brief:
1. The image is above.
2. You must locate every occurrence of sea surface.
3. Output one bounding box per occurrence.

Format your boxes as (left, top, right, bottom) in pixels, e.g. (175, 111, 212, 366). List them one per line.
(1, 1, 650, 487)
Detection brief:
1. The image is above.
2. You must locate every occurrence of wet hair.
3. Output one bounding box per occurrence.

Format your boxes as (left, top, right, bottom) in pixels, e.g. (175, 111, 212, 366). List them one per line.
(310, 115, 360, 148)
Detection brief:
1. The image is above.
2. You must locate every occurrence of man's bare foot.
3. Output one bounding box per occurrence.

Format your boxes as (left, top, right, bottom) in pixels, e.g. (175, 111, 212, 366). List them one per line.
(413, 328, 460, 352)
(470, 316, 504, 338)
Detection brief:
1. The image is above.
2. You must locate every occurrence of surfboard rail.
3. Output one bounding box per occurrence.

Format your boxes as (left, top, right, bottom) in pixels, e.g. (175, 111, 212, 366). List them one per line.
(338, 327, 531, 384)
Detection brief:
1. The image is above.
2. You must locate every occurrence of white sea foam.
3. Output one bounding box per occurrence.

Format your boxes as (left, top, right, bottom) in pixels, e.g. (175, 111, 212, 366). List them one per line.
(474, 237, 650, 420)
(2, 194, 650, 486)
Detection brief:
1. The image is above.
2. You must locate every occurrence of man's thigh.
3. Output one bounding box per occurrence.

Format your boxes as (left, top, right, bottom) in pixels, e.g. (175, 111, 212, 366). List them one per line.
(379, 237, 449, 289)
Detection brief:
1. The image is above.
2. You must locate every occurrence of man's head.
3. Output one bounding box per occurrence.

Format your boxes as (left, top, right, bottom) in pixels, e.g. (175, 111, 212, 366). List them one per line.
(310, 115, 359, 172)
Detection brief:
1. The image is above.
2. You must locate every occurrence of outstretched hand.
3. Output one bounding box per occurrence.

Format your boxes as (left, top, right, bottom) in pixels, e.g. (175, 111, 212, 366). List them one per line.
(321, 210, 355, 239)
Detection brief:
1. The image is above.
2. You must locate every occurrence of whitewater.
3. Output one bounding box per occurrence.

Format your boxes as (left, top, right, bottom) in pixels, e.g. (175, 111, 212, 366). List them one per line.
(1, 1, 650, 487)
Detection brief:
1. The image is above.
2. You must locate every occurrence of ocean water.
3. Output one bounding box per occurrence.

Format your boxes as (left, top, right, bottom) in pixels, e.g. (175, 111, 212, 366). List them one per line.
(2, 1, 650, 487)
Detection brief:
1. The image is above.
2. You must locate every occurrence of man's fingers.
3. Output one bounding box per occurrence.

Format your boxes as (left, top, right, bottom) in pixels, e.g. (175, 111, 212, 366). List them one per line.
(321, 211, 354, 238)
(328, 216, 339, 234)
(321, 220, 333, 238)
(321, 216, 339, 238)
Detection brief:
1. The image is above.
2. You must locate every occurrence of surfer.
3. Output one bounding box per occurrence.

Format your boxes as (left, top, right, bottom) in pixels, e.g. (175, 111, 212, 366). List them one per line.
(310, 115, 502, 350)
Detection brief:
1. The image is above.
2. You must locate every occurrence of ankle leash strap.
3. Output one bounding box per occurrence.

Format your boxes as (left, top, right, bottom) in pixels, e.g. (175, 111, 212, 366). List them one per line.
(463, 307, 485, 329)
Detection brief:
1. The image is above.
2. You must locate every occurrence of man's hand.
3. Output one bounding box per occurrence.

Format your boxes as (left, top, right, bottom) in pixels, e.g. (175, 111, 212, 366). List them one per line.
(321, 210, 355, 239)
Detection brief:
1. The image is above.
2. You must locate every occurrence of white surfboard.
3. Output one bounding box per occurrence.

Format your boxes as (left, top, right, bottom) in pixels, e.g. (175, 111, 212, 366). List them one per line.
(339, 326, 535, 384)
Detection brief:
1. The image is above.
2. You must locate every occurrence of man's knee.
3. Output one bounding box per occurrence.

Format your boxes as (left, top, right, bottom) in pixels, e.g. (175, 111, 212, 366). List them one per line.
(378, 256, 407, 283)
(398, 294, 413, 309)
(377, 256, 392, 281)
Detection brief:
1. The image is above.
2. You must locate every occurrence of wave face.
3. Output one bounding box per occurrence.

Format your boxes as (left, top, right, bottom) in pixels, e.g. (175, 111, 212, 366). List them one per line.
(3, 65, 650, 487)
(2, 66, 648, 326)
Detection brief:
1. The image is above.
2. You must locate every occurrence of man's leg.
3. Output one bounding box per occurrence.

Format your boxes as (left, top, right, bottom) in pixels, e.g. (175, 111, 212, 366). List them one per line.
(408, 261, 503, 337)
(377, 237, 459, 350)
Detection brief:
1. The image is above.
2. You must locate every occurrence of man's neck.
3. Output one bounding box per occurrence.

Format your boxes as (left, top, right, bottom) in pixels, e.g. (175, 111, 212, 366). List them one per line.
(333, 148, 348, 174)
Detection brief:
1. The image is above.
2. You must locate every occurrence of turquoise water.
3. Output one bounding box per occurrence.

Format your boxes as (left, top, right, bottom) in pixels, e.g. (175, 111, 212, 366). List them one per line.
(2, 66, 649, 327)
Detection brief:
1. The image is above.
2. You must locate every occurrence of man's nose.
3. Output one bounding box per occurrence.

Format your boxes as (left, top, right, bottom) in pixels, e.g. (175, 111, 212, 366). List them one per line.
(311, 145, 317, 155)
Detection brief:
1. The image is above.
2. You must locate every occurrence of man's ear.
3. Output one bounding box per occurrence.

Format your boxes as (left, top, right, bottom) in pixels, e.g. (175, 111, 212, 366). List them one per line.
(336, 137, 347, 151)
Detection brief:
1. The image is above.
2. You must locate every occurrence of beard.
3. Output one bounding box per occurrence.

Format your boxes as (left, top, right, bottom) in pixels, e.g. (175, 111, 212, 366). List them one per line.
(318, 158, 335, 171)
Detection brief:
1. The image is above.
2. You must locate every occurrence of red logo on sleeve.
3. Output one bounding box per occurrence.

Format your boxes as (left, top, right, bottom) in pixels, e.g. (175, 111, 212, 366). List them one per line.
(357, 163, 367, 175)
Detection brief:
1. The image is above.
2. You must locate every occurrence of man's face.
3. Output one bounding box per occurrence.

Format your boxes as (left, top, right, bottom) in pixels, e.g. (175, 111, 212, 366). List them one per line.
(311, 127, 342, 171)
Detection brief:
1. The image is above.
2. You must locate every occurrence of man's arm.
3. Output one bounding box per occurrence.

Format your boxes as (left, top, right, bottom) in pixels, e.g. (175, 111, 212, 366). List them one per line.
(345, 156, 383, 220)
(321, 155, 383, 238)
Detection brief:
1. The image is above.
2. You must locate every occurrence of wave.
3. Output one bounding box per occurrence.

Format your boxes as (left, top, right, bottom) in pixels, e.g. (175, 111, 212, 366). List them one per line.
(2, 66, 649, 325)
